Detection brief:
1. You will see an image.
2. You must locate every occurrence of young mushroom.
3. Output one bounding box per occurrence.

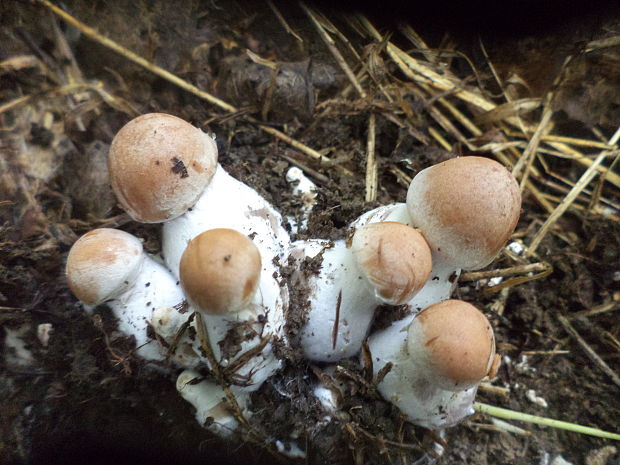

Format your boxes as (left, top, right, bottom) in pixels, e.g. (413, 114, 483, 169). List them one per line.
(367, 299, 497, 429)
(350, 203, 457, 313)
(179, 228, 285, 390)
(176, 369, 244, 437)
(108, 113, 218, 223)
(290, 222, 432, 362)
(351, 156, 521, 311)
(65, 228, 184, 361)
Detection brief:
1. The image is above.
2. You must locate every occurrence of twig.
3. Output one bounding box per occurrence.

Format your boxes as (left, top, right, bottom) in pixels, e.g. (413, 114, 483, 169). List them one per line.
(460, 262, 550, 282)
(478, 382, 510, 397)
(513, 106, 553, 188)
(365, 112, 377, 202)
(348, 422, 423, 452)
(193, 313, 251, 429)
(266, 0, 303, 43)
(301, 2, 366, 98)
(557, 315, 620, 389)
(528, 150, 612, 253)
(468, 419, 532, 436)
(224, 334, 272, 377)
(331, 290, 342, 351)
(165, 310, 194, 363)
(570, 301, 619, 319)
(521, 350, 570, 355)
(474, 402, 620, 440)
(483, 263, 553, 294)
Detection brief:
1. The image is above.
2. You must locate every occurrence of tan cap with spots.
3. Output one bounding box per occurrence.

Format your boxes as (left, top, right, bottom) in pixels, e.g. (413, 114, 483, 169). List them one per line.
(179, 229, 262, 315)
(108, 113, 218, 223)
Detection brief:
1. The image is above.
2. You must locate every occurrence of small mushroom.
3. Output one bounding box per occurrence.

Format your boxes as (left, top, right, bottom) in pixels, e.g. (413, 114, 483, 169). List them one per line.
(179, 228, 285, 389)
(66, 228, 185, 360)
(180, 228, 262, 316)
(367, 299, 496, 429)
(291, 222, 432, 362)
(176, 369, 244, 437)
(108, 113, 218, 223)
(349, 202, 460, 312)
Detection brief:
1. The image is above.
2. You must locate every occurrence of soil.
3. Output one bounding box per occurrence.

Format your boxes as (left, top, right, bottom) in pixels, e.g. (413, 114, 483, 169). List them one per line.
(1, 1, 619, 465)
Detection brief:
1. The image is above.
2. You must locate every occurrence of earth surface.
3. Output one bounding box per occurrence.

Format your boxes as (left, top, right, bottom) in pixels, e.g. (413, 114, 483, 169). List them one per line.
(1, 1, 619, 465)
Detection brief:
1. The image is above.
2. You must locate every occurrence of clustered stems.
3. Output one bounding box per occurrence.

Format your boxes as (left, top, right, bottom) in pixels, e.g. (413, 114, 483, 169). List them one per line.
(65, 113, 521, 448)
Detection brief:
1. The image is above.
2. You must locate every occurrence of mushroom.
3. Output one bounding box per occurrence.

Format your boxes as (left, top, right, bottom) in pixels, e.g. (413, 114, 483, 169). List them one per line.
(108, 113, 218, 223)
(349, 203, 459, 313)
(179, 228, 285, 390)
(406, 156, 521, 270)
(291, 222, 432, 362)
(176, 369, 244, 437)
(351, 156, 521, 310)
(65, 228, 184, 361)
(367, 299, 497, 429)
(161, 163, 290, 280)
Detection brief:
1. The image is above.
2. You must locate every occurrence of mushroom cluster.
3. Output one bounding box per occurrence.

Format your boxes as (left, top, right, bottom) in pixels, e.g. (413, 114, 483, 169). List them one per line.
(65, 113, 521, 450)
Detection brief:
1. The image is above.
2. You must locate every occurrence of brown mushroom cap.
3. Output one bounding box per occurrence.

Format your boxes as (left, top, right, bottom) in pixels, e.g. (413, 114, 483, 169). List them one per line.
(179, 229, 261, 315)
(108, 113, 218, 223)
(406, 156, 521, 270)
(66, 228, 144, 305)
(351, 222, 433, 305)
(407, 299, 496, 390)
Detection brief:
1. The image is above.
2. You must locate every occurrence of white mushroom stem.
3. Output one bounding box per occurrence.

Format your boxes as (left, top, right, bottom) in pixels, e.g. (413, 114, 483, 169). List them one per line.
(285, 166, 317, 234)
(349, 202, 411, 228)
(290, 238, 376, 362)
(367, 300, 495, 429)
(162, 164, 290, 279)
(66, 229, 185, 361)
(151, 306, 201, 368)
(176, 369, 247, 437)
(101, 254, 185, 361)
(290, 222, 432, 362)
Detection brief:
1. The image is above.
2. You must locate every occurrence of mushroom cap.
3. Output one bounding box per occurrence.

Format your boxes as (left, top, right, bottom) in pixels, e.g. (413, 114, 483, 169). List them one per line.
(179, 228, 262, 315)
(66, 228, 144, 305)
(406, 156, 521, 270)
(407, 299, 496, 391)
(351, 222, 433, 305)
(108, 113, 218, 223)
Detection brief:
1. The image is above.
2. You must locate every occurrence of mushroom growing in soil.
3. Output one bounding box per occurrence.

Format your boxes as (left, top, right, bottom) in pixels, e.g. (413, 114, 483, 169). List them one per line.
(367, 299, 497, 429)
(109, 113, 295, 309)
(179, 228, 286, 390)
(290, 222, 432, 362)
(65, 228, 184, 361)
(351, 155, 521, 311)
(161, 163, 291, 284)
(176, 369, 244, 437)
